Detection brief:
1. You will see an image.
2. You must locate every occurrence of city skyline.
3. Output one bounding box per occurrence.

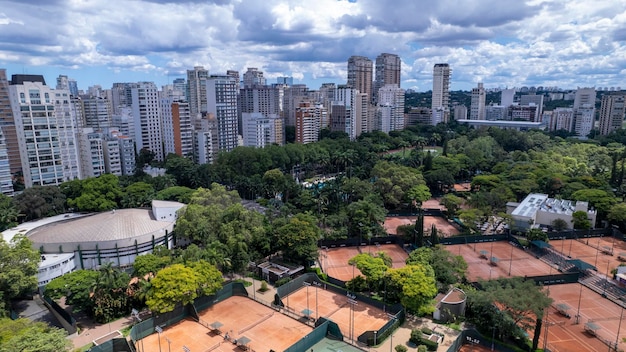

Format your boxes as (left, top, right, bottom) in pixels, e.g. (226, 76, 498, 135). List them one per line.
(1, 0, 625, 91)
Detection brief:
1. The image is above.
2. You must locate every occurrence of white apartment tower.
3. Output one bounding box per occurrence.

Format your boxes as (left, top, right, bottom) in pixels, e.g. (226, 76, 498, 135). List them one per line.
(500, 88, 515, 107)
(9, 75, 81, 187)
(377, 84, 405, 132)
(160, 99, 194, 158)
(131, 82, 163, 161)
(82, 97, 113, 129)
(574, 104, 595, 137)
(347, 56, 373, 102)
(598, 95, 625, 135)
(374, 53, 401, 102)
(432, 63, 451, 122)
(206, 76, 240, 152)
(470, 83, 486, 120)
(241, 113, 282, 147)
(549, 108, 575, 132)
(574, 88, 596, 110)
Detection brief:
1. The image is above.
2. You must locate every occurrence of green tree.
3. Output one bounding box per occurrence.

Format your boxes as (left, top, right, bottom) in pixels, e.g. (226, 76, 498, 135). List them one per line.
(165, 154, 198, 188)
(274, 213, 320, 266)
(67, 174, 122, 212)
(348, 253, 390, 290)
(121, 182, 155, 208)
(146, 262, 222, 313)
(13, 186, 66, 221)
(45, 270, 99, 313)
(526, 228, 548, 242)
(0, 318, 71, 352)
(571, 188, 616, 215)
(0, 235, 39, 315)
(572, 210, 592, 229)
(407, 184, 431, 211)
(132, 253, 171, 277)
(608, 203, 626, 230)
(440, 194, 462, 219)
(371, 161, 426, 208)
(387, 264, 437, 314)
(550, 218, 569, 232)
(91, 263, 132, 322)
(0, 194, 18, 231)
(156, 186, 195, 203)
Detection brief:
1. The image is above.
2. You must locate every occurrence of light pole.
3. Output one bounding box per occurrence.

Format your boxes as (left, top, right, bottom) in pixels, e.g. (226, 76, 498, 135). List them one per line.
(348, 298, 357, 343)
(575, 283, 583, 324)
(491, 326, 496, 351)
(155, 325, 163, 352)
(603, 260, 611, 297)
(614, 307, 624, 352)
(374, 331, 377, 346)
(509, 244, 514, 276)
(165, 336, 172, 352)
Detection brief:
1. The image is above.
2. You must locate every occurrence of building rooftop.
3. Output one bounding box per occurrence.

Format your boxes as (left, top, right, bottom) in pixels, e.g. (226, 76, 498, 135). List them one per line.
(511, 193, 548, 218)
(27, 209, 172, 244)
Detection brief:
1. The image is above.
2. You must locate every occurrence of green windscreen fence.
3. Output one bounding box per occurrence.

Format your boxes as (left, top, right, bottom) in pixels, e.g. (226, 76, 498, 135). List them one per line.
(284, 320, 329, 352)
(89, 338, 134, 352)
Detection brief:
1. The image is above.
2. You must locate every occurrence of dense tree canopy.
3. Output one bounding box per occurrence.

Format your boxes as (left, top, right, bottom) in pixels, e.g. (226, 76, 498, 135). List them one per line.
(0, 235, 39, 316)
(0, 318, 71, 352)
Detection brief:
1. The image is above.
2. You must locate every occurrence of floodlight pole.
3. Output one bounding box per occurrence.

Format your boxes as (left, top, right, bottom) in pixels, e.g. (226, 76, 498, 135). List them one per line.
(614, 307, 624, 352)
(303, 282, 311, 321)
(509, 244, 514, 276)
(575, 283, 583, 324)
(165, 336, 172, 352)
(155, 325, 163, 352)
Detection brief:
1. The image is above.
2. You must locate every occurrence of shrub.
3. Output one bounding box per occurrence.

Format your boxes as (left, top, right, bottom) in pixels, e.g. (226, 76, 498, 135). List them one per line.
(421, 327, 433, 335)
(259, 280, 269, 292)
(417, 346, 427, 352)
(275, 277, 291, 287)
(395, 345, 408, 352)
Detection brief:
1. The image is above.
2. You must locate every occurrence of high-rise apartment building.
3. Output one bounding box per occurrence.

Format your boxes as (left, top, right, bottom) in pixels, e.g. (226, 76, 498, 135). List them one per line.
(9, 75, 81, 187)
(243, 68, 266, 88)
(470, 83, 486, 120)
(110, 82, 136, 115)
(277, 77, 293, 86)
(295, 102, 326, 144)
(347, 56, 373, 102)
(78, 128, 107, 178)
(206, 76, 239, 152)
(0, 69, 21, 175)
(0, 128, 13, 196)
(241, 113, 282, 147)
(331, 86, 366, 140)
(377, 84, 405, 132)
(160, 99, 194, 157)
(194, 113, 219, 165)
(598, 95, 625, 135)
(520, 94, 544, 120)
(82, 97, 112, 130)
(453, 105, 467, 121)
(500, 88, 515, 107)
(374, 53, 401, 102)
(283, 84, 309, 127)
(574, 104, 595, 137)
(131, 82, 163, 161)
(56, 75, 78, 96)
(549, 108, 575, 132)
(432, 63, 451, 122)
(573, 88, 596, 110)
(239, 86, 282, 118)
(187, 66, 209, 116)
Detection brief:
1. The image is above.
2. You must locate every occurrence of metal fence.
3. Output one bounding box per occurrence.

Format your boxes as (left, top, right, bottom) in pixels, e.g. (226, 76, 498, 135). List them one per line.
(446, 328, 525, 352)
(88, 338, 135, 352)
(284, 320, 330, 352)
(41, 293, 77, 334)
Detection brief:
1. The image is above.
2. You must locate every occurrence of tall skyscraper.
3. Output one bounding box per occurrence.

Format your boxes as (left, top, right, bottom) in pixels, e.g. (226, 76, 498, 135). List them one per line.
(241, 113, 282, 147)
(598, 95, 625, 135)
(56, 75, 79, 96)
(187, 66, 209, 116)
(283, 84, 309, 127)
(160, 98, 193, 158)
(470, 83, 486, 120)
(130, 82, 163, 161)
(574, 104, 595, 137)
(9, 75, 81, 187)
(347, 56, 373, 102)
(82, 97, 112, 129)
(374, 53, 401, 102)
(295, 102, 325, 144)
(206, 75, 240, 152)
(432, 63, 451, 122)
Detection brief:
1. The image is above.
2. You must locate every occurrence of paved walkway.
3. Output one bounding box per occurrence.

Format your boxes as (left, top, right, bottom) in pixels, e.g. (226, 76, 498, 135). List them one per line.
(369, 316, 462, 352)
(71, 313, 134, 349)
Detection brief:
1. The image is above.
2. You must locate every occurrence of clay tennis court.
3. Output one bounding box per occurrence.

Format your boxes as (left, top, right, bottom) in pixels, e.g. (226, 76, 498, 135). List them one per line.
(458, 343, 494, 352)
(384, 215, 460, 236)
(139, 296, 311, 352)
(284, 285, 389, 343)
(319, 244, 408, 281)
(539, 283, 625, 352)
(549, 237, 626, 277)
(445, 241, 555, 282)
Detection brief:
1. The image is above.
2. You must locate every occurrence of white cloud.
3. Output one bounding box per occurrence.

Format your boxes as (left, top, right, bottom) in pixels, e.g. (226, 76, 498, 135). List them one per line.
(0, 0, 624, 90)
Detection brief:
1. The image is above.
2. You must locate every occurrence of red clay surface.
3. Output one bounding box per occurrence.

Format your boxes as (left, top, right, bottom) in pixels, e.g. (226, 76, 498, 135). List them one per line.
(319, 244, 408, 281)
(457, 343, 494, 352)
(284, 285, 389, 343)
(539, 283, 625, 352)
(384, 215, 460, 236)
(138, 296, 311, 352)
(549, 237, 626, 277)
(445, 242, 556, 282)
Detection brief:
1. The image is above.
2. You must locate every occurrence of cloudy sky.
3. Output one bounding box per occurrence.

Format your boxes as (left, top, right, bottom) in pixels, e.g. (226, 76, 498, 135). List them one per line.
(1, 0, 625, 92)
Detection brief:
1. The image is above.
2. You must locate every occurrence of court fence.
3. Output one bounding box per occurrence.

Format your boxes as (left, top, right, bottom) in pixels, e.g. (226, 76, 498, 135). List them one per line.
(446, 328, 526, 352)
